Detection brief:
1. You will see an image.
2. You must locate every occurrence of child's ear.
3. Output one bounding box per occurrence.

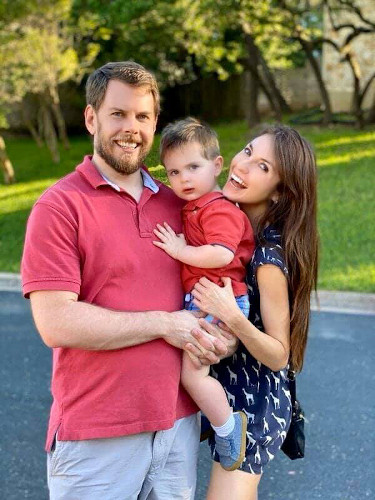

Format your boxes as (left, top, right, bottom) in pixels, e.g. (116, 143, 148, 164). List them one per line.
(214, 156, 224, 177)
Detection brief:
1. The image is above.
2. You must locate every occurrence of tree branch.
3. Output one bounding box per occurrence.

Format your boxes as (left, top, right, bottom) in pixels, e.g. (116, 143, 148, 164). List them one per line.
(360, 71, 375, 105)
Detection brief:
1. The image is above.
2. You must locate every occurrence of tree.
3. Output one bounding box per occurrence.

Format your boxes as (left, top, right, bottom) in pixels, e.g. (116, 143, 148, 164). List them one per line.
(73, 0, 297, 127)
(0, 0, 99, 165)
(277, 0, 334, 124)
(323, 0, 375, 128)
(0, 126, 16, 184)
(176, 0, 294, 126)
(72, 0, 197, 88)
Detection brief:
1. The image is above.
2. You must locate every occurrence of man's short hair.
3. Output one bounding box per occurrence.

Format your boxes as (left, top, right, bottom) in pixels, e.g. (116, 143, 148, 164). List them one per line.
(160, 117, 220, 163)
(86, 61, 160, 116)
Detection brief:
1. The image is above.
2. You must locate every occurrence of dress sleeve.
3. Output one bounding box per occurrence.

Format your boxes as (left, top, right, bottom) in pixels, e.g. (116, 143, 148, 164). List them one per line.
(252, 244, 288, 277)
(21, 201, 81, 298)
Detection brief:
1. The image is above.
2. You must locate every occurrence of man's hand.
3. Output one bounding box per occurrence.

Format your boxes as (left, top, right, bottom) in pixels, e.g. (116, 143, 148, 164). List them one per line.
(184, 318, 239, 368)
(153, 222, 187, 260)
(164, 310, 217, 353)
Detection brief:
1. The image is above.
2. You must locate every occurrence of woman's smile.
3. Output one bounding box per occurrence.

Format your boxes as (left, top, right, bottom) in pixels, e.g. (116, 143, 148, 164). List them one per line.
(229, 172, 247, 189)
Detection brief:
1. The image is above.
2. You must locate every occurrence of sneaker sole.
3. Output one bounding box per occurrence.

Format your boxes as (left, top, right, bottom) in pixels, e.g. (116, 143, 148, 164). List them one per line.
(222, 411, 248, 471)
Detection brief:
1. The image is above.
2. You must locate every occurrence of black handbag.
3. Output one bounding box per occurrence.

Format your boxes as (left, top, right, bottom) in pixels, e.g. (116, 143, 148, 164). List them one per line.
(281, 370, 305, 460)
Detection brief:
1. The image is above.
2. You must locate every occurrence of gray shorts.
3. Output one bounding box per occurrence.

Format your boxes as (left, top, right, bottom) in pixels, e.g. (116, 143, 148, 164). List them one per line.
(47, 413, 200, 500)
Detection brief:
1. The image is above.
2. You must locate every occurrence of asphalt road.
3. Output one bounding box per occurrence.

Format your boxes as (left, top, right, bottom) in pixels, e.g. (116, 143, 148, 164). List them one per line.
(1, 290, 374, 500)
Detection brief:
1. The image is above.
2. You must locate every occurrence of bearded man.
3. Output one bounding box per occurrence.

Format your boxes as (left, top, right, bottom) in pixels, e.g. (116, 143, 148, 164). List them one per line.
(21, 62, 234, 500)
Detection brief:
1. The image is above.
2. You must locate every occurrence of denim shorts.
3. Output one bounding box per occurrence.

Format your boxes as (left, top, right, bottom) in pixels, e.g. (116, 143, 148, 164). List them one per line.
(185, 292, 250, 322)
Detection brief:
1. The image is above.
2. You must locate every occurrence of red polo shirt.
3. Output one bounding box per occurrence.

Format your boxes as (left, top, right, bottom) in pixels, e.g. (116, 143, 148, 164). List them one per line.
(21, 156, 197, 451)
(182, 192, 254, 296)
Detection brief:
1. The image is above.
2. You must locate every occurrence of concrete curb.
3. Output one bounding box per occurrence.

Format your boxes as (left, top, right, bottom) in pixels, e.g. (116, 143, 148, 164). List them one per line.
(0, 272, 374, 315)
(0, 272, 22, 292)
(310, 290, 375, 316)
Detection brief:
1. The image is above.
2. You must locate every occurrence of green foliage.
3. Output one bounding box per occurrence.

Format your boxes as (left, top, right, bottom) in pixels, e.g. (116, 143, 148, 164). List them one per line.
(71, 0, 308, 86)
(0, 123, 374, 292)
(176, 0, 305, 79)
(72, 0, 196, 87)
(0, 0, 99, 126)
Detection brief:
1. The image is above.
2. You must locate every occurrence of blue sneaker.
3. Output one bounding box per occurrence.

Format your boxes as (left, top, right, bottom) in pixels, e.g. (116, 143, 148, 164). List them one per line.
(215, 411, 247, 471)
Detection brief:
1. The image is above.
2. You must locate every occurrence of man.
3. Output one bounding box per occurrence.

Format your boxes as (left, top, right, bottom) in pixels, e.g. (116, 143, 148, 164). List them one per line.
(21, 62, 234, 499)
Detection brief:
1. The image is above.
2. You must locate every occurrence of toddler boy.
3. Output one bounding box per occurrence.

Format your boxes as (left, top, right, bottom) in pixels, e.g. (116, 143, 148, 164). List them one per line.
(153, 117, 255, 471)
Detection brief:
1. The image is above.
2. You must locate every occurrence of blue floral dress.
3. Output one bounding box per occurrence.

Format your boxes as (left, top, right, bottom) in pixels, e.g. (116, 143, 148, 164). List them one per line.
(208, 226, 292, 474)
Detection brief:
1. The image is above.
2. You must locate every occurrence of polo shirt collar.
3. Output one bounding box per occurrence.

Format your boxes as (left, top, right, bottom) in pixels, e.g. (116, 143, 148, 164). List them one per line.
(76, 155, 160, 194)
(183, 191, 224, 212)
(140, 169, 159, 193)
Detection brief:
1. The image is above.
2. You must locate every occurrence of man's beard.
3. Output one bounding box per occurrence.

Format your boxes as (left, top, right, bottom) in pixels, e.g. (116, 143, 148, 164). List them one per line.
(95, 132, 150, 176)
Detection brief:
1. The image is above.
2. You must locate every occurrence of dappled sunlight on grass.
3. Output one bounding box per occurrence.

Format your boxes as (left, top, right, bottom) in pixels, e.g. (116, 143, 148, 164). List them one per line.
(0, 178, 58, 199)
(317, 131, 375, 148)
(148, 165, 164, 172)
(1, 122, 374, 290)
(0, 179, 58, 214)
(317, 149, 375, 167)
(319, 264, 375, 292)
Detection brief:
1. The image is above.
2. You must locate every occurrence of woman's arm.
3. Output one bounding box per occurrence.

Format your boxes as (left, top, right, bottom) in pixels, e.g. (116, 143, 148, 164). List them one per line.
(192, 266, 290, 371)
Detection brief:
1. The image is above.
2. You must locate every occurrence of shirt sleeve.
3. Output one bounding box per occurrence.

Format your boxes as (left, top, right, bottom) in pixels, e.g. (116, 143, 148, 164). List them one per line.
(252, 245, 288, 276)
(21, 202, 81, 298)
(199, 201, 248, 253)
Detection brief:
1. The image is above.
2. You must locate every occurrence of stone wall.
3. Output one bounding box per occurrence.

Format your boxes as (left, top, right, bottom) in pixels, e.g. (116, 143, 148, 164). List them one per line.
(257, 65, 321, 112)
(322, 0, 375, 112)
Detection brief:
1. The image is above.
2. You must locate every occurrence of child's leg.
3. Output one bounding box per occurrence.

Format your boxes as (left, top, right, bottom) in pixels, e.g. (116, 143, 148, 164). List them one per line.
(181, 351, 232, 427)
(182, 353, 247, 471)
(184, 292, 250, 471)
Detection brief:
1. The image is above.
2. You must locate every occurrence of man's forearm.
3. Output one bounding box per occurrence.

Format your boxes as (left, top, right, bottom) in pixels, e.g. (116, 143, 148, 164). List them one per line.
(30, 290, 203, 351)
(32, 297, 174, 350)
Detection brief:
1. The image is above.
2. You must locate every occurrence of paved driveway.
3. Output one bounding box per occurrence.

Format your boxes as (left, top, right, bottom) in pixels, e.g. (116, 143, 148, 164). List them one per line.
(1, 291, 374, 499)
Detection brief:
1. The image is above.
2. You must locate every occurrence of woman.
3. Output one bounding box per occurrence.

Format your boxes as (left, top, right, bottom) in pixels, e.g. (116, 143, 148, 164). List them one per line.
(190, 125, 318, 499)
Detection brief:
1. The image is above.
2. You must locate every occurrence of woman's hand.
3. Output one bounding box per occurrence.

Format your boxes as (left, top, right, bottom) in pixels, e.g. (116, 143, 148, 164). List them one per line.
(192, 276, 242, 325)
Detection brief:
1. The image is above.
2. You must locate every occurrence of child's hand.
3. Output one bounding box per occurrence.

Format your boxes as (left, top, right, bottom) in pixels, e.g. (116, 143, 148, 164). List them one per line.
(153, 222, 187, 260)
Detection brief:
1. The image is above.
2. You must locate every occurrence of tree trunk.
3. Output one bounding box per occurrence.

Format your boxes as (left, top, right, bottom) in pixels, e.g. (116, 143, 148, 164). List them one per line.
(242, 35, 261, 127)
(0, 135, 16, 184)
(366, 93, 375, 123)
(25, 120, 44, 147)
(299, 39, 333, 124)
(346, 53, 364, 129)
(22, 105, 43, 147)
(244, 34, 283, 121)
(48, 85, 70, 150)
(244, 70, 261, 128)
(39, 97, 60, 163)
(257, 51, 291, 114)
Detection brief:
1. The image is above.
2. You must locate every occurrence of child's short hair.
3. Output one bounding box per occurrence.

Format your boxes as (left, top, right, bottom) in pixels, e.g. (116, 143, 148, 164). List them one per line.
(160, 117, 220, 163)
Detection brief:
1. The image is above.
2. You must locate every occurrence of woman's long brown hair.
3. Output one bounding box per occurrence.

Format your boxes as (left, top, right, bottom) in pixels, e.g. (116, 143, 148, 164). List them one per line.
(255, 125, 319, 372)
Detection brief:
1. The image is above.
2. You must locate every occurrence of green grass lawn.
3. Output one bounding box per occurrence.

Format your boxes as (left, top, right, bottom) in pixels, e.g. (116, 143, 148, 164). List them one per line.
(1, 122, 374, 292)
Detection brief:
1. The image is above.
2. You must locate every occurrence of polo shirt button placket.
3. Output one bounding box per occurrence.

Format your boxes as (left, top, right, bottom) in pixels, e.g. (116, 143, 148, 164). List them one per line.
(138, 206, 153, 238)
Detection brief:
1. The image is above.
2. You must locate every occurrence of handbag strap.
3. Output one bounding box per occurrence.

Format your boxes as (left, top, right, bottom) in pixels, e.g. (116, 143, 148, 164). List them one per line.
(287, 369, 297, 405)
